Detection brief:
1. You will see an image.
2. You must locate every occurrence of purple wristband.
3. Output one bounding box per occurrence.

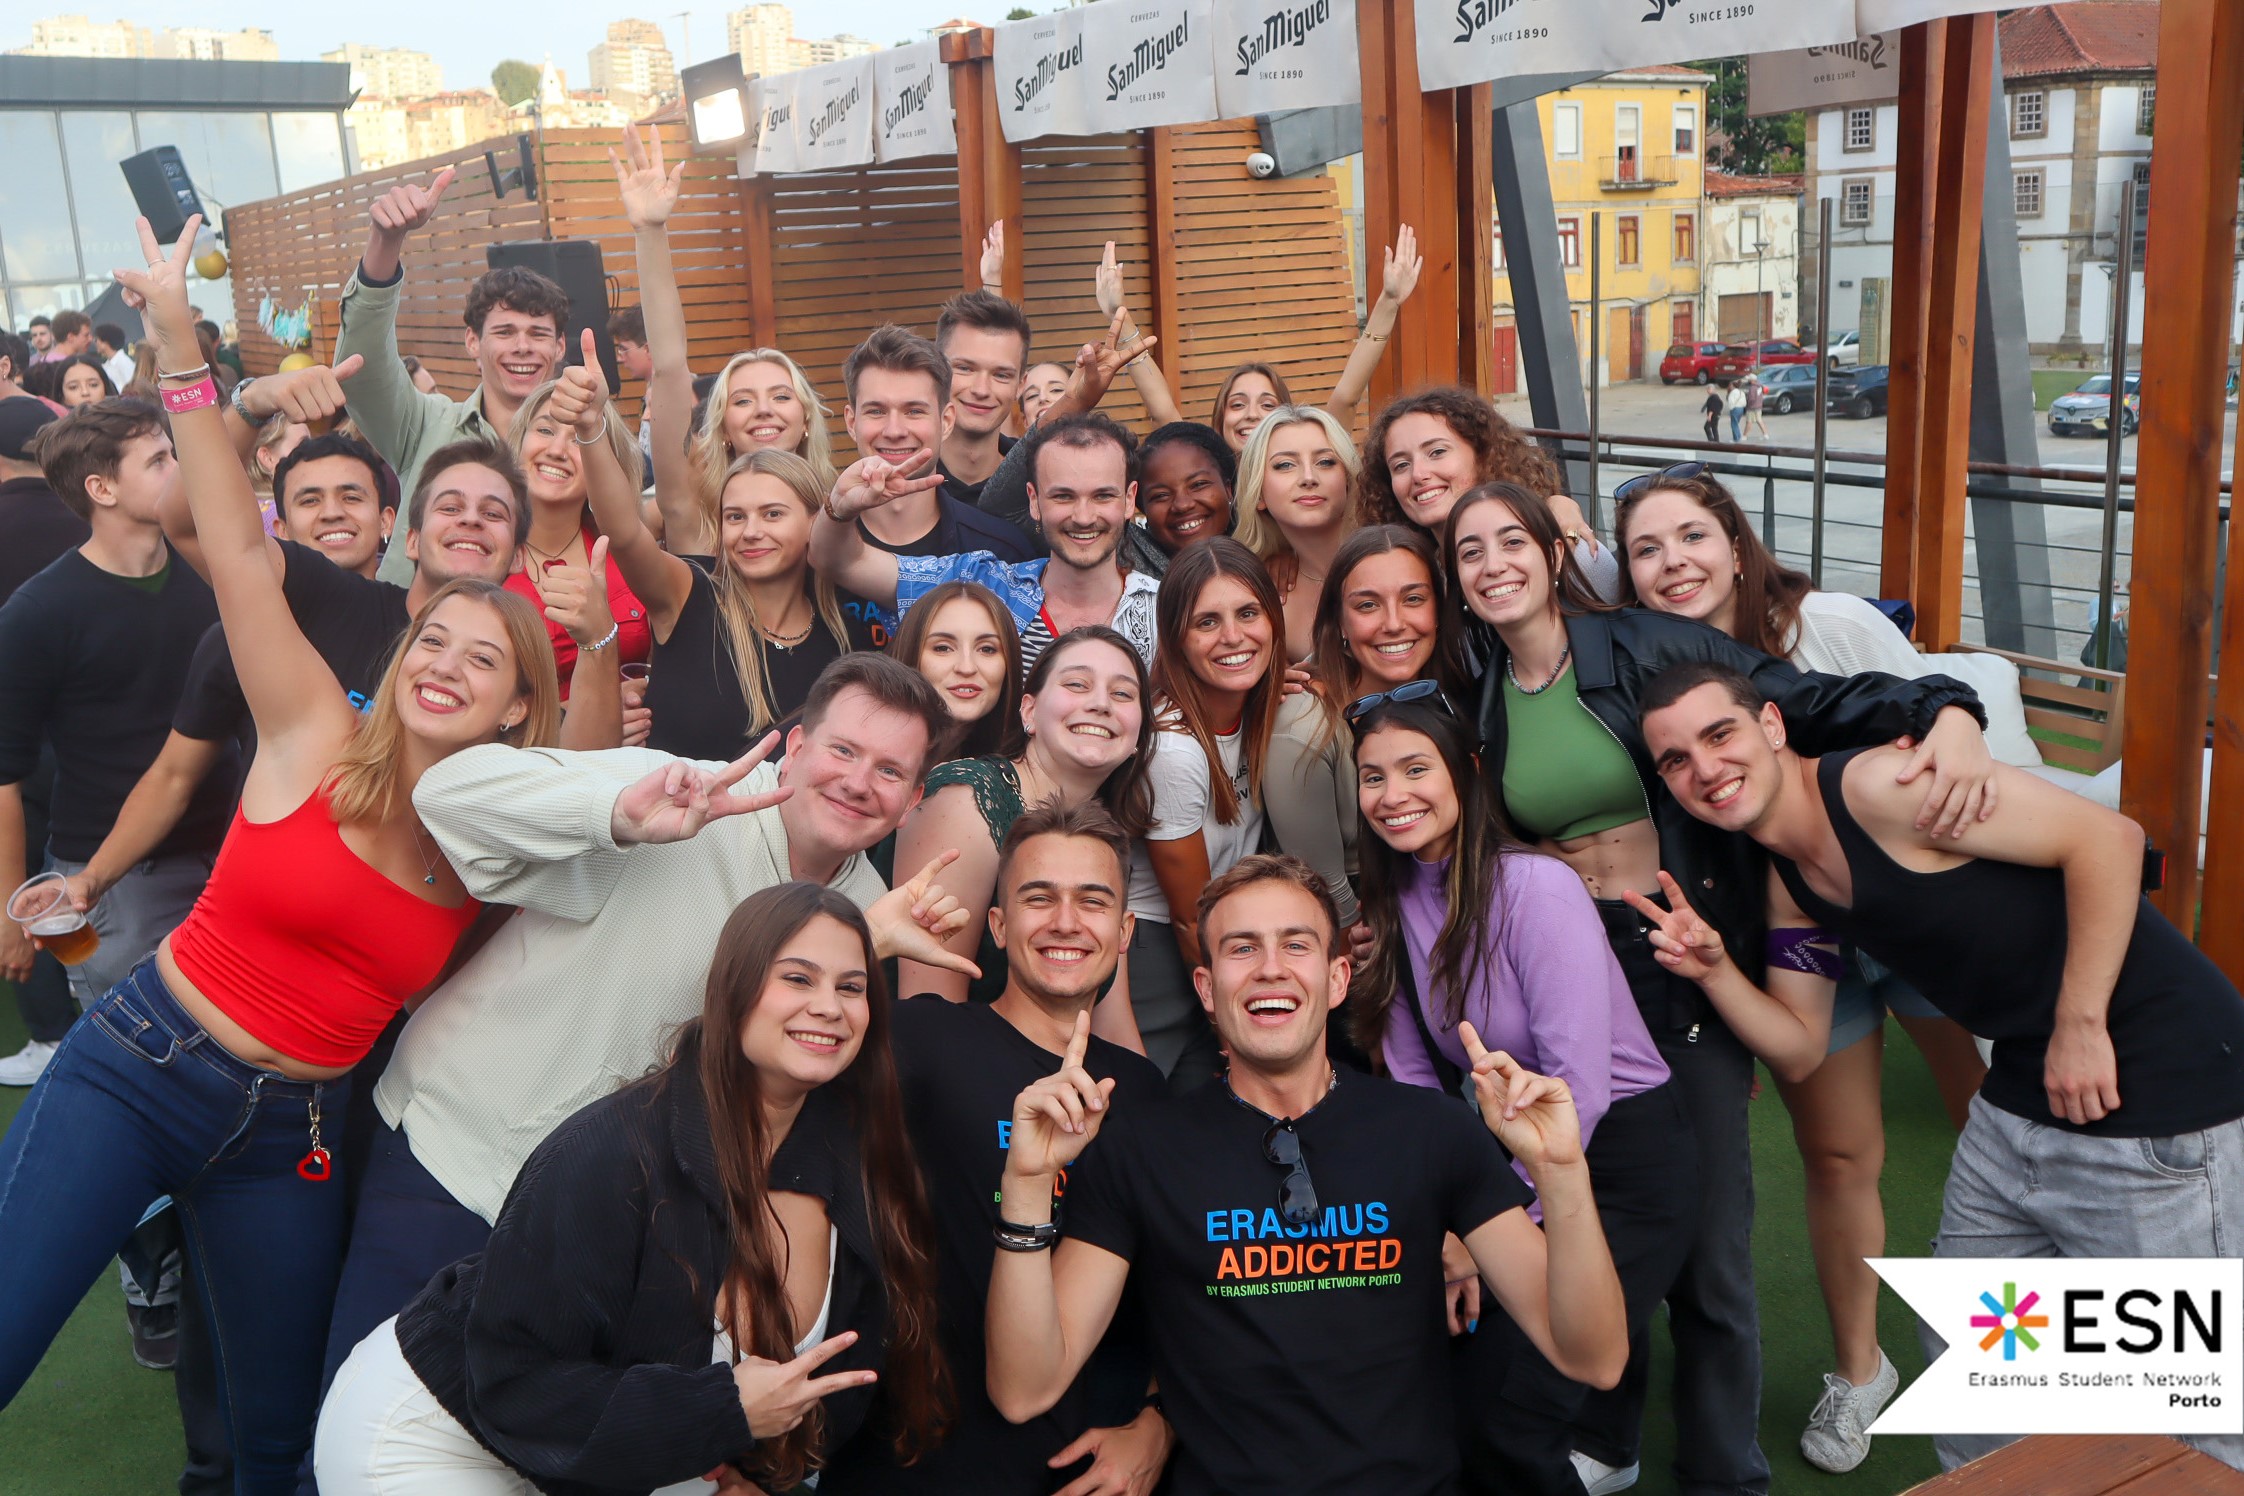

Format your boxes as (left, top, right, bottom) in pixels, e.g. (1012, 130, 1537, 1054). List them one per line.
(1766, 927, 1842, 980)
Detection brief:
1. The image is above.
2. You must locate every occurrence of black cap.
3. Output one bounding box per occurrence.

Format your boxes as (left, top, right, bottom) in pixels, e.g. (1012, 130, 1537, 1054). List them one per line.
(0, 397, 59, 464)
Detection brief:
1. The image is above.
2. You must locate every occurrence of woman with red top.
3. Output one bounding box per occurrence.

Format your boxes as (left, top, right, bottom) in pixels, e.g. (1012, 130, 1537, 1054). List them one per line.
(504, 365, 654, 695)
(0, 218, 563, 1492)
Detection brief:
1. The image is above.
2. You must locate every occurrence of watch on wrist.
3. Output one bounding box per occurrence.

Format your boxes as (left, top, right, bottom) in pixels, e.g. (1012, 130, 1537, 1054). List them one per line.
(229, 377, 258, 423)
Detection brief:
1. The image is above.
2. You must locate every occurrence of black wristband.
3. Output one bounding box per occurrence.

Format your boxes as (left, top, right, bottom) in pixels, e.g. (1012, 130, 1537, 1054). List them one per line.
(994, 1217, 1060, 1252)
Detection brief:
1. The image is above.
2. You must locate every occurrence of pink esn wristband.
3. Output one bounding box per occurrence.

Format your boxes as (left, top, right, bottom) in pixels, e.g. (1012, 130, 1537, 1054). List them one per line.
(161, 377, 221, 415)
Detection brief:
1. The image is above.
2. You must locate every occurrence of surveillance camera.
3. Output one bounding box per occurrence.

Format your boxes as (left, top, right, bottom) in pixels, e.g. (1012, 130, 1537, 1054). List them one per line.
(1246, 151, 1278, 179)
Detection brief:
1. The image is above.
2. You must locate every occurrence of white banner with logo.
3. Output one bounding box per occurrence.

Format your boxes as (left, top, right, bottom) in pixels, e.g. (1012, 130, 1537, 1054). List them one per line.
(792, 56, 877, 172)
(1869, 1257, 2244, 1437)
(995, 8, 1095, 142)
(1080, 0, 1220, 133)
(1416, 0, 1856, 94)
(874, 40, 957, 162)
(742, 75, 802, 175)
(1214, 0, 1361, 117)
(1748, 32, 1900, 116)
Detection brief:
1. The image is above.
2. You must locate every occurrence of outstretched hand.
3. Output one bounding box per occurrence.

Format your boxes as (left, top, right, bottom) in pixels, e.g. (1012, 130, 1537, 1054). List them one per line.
(980, 220, 1007, 290)
(1380, 224, 1424, 306)
(611, 122, 685, 230)
(867, 849, 981, 977)
(241, 355, 365, 430)
(1459, 1022, 1583, 1169)
(1058, 310, 1158, 418)
(609, 733, 793, 845)
(1005, 1010, 1117, 1181)
(1620, 871, 1729, 984)
(826, 448, 942, 522)
(548, 329, 612, 438)
(1094, 240, 1129, 321)
(1893, 706, 1998, 839)
(111, 214, 202, 347)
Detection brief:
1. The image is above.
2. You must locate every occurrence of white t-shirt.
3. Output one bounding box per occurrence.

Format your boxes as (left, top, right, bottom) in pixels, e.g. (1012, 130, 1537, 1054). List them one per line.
(1126, 723, 1264, 922)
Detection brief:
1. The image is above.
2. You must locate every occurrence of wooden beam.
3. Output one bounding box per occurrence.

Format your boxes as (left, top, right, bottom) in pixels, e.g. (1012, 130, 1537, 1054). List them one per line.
(2130, 0, 2244, 948)
(1909, 12, 1993, 651)
(1146, 126, 1189, 395)
(740, 176, 778, 349)
(1455, 83, 1496, 398)
(1880, 20, 1946, 603)
(943, 28, 1022, 297)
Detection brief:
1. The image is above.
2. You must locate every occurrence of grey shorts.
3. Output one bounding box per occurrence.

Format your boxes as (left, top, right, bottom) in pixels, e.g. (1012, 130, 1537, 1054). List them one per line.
(1826, 947, 1945, 1053)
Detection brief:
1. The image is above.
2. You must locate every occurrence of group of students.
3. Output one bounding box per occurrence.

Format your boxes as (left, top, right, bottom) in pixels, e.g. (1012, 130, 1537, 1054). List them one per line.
(0, 119, 2241, 1496)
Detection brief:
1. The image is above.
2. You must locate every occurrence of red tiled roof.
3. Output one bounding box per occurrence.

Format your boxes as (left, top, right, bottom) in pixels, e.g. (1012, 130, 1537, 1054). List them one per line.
(2000, 2, 2158, 80)
(1706, 169, 1804, 198)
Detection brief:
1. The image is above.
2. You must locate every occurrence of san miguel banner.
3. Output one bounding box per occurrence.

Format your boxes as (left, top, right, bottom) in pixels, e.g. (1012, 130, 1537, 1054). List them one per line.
(1080, 0, 1221, 132)
(873, 41, 956, 162)
(1416, 0, 1855, 93)
(792, 56, 878, 172)
(1214, 0, 1361, 117)
(746, 77, 802, 176)
(995, 8, 1095, 142)
(1747, 32, 1900, 116)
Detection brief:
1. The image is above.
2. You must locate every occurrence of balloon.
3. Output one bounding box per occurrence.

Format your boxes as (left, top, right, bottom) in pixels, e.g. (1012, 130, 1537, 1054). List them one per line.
(194, 249, 229, 279)
(278, 352, 316, 373)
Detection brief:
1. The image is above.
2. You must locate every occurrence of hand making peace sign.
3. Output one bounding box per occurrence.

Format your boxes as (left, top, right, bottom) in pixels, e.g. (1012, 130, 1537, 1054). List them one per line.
(609, 733, 795, 846)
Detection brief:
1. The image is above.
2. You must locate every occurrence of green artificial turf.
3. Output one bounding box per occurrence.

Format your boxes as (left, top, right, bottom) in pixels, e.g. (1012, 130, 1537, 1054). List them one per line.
(0, 995, 1955, 1494)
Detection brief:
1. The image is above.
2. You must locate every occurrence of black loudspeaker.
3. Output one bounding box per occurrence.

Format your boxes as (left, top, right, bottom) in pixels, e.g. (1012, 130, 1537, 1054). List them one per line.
(484, 239, 616, 392)
(120, 146, 208, 245)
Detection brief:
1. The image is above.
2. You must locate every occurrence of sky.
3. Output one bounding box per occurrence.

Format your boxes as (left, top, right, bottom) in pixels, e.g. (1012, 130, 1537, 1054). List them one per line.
(4, 0, 985, 92)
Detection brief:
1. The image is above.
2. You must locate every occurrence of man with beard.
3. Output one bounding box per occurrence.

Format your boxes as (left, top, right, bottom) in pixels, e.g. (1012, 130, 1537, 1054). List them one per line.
(810, 412, 1159, 668)
(826, 800, 1173, 1495)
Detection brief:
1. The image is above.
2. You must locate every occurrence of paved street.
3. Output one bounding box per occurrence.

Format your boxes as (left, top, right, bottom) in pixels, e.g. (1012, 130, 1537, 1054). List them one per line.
(1490, 378, 2240, 659)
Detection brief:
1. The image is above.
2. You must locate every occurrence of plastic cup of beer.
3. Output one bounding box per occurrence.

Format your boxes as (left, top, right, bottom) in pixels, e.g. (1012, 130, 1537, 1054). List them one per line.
(7, 872, 100, 967)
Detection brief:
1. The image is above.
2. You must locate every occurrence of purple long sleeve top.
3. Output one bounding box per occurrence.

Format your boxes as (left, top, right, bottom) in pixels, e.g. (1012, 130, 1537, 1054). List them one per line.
(1383, 852, 1670, 1196)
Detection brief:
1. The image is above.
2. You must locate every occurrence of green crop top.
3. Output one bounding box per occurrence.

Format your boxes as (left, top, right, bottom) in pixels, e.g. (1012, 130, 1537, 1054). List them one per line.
(1499, 665, 1649, 842)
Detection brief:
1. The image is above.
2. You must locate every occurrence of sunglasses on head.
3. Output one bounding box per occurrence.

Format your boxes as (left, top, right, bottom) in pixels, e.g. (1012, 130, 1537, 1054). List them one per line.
(1345, 678, 1459, 727)
(1263, 1120, 1320, 1227)
(1612, 461, 1710, 505)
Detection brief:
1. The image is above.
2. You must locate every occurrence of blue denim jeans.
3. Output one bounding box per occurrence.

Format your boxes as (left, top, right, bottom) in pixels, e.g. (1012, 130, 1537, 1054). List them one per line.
(0, 957, 350, 1493)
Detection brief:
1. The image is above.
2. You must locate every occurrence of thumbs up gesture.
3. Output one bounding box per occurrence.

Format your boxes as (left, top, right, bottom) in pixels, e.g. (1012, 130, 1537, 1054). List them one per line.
(1459, 1022, 1583, 1170)
(540, 533, 616, 651)
(548, 328, 611, 442)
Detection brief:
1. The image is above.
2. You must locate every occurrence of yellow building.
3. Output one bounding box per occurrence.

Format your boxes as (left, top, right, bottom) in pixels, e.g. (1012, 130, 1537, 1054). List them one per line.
(1493, 65, 1711, 389)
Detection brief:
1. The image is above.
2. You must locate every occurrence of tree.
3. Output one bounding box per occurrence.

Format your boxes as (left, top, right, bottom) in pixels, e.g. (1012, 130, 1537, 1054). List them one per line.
(492, 59, 540, 107)
(1694, 56, 1804, 175)
(1005, 6, 1037, 17)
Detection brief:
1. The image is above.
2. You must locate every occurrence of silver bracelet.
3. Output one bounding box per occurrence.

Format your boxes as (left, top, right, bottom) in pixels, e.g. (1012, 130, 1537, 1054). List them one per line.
(578, 622, 620, 655)
(159, 362, 213, 382)
(571, 426, 606, 447)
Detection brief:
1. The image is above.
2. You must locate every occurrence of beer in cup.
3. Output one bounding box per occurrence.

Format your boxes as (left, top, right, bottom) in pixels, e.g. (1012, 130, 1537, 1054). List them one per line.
(7, 872, 101, 968)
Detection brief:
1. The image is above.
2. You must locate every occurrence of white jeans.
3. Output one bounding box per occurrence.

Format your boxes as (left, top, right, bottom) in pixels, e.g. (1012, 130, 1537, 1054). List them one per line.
(315, 1316, 721, 1496)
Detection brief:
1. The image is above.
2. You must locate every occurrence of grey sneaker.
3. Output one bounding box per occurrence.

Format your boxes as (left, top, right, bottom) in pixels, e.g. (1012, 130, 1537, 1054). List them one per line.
(0, 1039, 57, 1087)
(1800, 1348, 1899, 1473)
(1569, 1451, 1640, 1495)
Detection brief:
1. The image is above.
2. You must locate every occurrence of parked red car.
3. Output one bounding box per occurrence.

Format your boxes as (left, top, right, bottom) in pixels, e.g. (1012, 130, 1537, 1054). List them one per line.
(1712, 339, 1817, 380)
(1659, 342, 1730, 384)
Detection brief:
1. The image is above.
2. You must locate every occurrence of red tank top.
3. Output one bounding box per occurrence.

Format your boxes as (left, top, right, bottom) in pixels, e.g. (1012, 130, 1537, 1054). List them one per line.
(170, 788, 481, 1068)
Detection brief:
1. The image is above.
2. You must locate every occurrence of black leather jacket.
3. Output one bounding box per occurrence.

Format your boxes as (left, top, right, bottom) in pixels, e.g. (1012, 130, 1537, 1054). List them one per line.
(1476, 608, 1985, 1006)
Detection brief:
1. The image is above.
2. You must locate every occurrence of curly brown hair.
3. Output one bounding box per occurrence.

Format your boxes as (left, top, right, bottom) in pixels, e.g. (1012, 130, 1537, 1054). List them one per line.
(1357, 386, 1560, 529)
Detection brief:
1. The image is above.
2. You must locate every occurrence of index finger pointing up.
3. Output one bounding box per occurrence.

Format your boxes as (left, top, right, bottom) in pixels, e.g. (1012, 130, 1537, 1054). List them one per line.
(1061, 1008, 1092, 1072)
(1457, 1020, 1491, 1065)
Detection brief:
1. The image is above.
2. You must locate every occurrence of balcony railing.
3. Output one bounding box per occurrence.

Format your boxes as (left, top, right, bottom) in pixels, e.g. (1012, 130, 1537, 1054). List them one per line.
(1599, 152, 1678, 189)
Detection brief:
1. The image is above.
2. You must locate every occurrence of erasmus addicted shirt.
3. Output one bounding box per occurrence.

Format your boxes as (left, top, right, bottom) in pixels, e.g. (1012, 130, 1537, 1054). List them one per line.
(1064, 1072, 1532, 1496)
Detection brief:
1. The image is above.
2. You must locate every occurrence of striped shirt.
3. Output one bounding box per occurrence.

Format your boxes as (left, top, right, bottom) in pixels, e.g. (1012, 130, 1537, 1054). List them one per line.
(893, 551, 1160, 669)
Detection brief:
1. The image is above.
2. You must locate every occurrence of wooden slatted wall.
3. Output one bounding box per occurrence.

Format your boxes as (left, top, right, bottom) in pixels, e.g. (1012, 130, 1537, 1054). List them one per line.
(1019, 133, 1155, 430)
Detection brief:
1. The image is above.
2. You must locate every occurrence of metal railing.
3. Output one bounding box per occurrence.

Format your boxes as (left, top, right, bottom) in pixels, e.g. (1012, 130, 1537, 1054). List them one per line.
(1597, 153, 1677, 189)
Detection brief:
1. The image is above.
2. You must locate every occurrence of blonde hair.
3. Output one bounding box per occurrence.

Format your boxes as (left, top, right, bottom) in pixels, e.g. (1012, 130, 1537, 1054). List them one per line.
(691, 350, 835, 542)
(1231, 405, 1362, 562)
(324, 579, 561, 825)
(509, 378, 646, 496)
(248, 413, 295, 496)
(710, 449, 853, 739)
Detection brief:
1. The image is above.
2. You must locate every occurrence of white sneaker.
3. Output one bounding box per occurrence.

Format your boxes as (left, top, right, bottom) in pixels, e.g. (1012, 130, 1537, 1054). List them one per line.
(0, 1039, 57, 1086)
(1570, 1450, 1641, 1495)
(1800, 1348, 1900, 1473)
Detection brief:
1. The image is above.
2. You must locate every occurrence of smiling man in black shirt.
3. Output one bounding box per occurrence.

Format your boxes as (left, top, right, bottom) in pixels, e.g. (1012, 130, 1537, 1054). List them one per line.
(827, 799, 1171, 1495)
(986, 854, 1628, 1496)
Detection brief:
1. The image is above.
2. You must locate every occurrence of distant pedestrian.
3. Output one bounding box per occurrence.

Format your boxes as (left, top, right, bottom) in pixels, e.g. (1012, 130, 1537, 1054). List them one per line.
(1745, 378, 1769, 440)
(1726, 382, 1747, 442)
(1702, 383, 1725, 444)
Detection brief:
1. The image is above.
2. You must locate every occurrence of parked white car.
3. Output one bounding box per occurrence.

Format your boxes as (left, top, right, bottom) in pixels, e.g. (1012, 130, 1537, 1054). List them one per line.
(1813, 330, 1860, 370)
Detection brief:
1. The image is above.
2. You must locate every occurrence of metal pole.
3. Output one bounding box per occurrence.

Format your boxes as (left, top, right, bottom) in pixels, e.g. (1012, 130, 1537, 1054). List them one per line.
(1812, 196, 1833, 586)
(1588, 213, 1601, 509)
(2095, 179, 2136, 669)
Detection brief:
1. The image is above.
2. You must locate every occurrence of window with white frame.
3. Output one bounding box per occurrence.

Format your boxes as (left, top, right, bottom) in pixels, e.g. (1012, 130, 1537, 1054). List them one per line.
(2011, 89, 2045, 138)
(1553, 102, 1582, 159)
(1557, 215, 1581, 267)
(1843, 107, 1875, 152)
(1673, 103, 1697, 156)
(2137, 85, 2155, 136)
(2014, 168, 2044, 220)
(1840, 178, 1873, 226)
(1493, 217, 1506, 271)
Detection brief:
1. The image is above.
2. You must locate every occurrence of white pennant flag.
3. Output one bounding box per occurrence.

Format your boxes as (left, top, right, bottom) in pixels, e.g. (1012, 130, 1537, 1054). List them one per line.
(1418, 0, 1856, 93)
(1214, 0, 1362, 117)
(995, 7, 1095, 142)
(874, 41, 957, 162)
(1080, 0, 1221, 133)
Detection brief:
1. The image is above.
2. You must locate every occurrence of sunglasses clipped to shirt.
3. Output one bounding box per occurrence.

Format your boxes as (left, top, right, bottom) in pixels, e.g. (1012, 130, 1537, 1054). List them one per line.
(1611, 461, 1710, 505)
(1263, 1119, 1320, 1227)
(1345, 678, 1462, 727)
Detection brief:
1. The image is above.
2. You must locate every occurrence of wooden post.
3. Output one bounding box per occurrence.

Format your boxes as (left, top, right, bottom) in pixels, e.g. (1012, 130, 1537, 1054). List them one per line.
(2130, 0, 2244, 949)
(1880, 20, 1946, 603)
(740, 177, 778, 350)
(1909, 12, 1992, 651)
(1145, 126, 1189, 395)
(1454, 84, 1496, 397)
(944, 28, 1023, 298)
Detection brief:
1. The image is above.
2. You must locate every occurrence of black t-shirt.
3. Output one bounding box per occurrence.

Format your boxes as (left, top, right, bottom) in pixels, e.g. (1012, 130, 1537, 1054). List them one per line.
(824, 999, 1166, 1494)
(172, 541, 412, 743)
(645, 565, 880, 763)
(0, 474, 89, 606)
(0, 547, 237, 860)
(1065, 1072, 1531, 1496)
(935, 437, 1023, 515)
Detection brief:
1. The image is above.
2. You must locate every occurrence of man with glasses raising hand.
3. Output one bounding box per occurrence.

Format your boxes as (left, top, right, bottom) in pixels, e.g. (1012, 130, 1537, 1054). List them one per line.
(986, 854, 1628, 1496)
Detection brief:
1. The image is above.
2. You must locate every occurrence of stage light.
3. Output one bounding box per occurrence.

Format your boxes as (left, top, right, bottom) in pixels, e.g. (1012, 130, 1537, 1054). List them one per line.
(683, 54, 752, 152)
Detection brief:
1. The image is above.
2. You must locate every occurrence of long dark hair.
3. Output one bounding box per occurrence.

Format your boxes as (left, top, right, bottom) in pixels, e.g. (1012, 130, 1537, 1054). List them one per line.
(886, 580, 1025, 761)
(1347, 701, 1528, 1057)
(1357, 386, 1560, 530)
(663, 884, 948, 1484)
(1310, 525, 1467, 748)
(1150, 539, 1285, 825)
(1612, 468, 1811, 659)
(1021, 625, 1156, 838)
(1442, 482, 1615, 630)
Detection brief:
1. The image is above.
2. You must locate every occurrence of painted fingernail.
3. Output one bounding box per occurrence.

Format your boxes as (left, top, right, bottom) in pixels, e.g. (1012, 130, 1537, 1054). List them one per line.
(1467, 1319, 1479, 1334)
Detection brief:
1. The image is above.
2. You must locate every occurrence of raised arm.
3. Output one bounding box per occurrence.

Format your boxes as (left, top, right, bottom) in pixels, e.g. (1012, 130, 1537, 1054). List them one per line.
(612, 126, 708, 556)
(1093, 241, 1180, 427)
(810, 453, 938, 609)
(552, 326, 694, 640)
(335, 167, 457, 496)
(1044, 312, 1160, 429)
(160, 360, 361, 585)
(979, 220, 1007, 295)
(117, 217, 358, 791)
(1326, 226, 1421, 422)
